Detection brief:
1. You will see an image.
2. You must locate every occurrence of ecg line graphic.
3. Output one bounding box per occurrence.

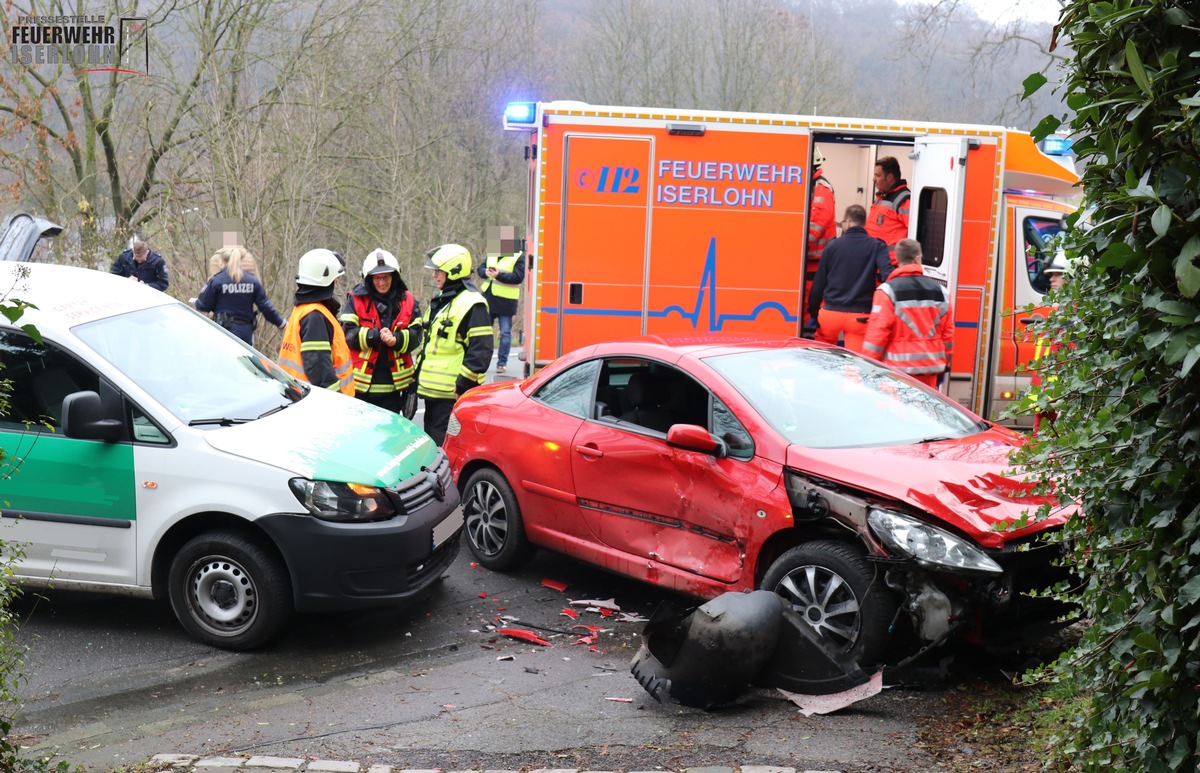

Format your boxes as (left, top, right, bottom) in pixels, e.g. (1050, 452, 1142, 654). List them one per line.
(542, 237, 798, 331)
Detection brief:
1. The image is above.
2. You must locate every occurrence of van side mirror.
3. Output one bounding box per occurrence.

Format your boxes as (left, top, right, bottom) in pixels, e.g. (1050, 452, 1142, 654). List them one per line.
(63, 391, 124, 442)
(666, 424, 728, 458)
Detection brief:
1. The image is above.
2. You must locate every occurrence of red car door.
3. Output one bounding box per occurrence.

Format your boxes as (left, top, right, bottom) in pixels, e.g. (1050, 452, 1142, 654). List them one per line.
(570, 419, 747, 584)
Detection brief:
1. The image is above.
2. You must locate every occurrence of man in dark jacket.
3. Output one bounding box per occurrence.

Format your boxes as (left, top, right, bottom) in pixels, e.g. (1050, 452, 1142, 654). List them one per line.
(110, 239, 170, 291)
(807, 205, 893, 354)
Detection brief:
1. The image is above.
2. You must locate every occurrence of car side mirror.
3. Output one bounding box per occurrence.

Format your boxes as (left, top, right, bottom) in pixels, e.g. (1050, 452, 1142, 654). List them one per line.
(666, 424, 728, 458)
(63, 391, 123, 442)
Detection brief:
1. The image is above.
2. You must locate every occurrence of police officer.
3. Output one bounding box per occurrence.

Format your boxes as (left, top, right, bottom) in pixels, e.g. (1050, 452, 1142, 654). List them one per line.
(278, 249, 354, 395)
(110, 239, 170, 291)
(194, 246, 285, 347)
(418, 244, 493, 445)
(340, 249, 423, 413)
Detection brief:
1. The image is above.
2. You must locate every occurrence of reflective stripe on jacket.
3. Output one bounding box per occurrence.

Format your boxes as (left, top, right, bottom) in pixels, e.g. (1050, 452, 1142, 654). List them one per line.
(866, 184, 911, 263)
(344, 291, 417, 394)
(807, 175, 837, 271)
(279, 303, 354, 395)
(417, 289, 491, 400)
(862, 263, 953, 375)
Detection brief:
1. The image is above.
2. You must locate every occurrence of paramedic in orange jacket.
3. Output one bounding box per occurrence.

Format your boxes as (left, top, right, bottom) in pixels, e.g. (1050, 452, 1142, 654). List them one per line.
(863, 239, 953, 388)
(866, 156, 911, 264)
(804, 148, 837, 322)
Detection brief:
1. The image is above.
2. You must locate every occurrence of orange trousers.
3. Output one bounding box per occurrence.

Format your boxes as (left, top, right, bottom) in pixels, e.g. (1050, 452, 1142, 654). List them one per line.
(815, 308, 871, 353)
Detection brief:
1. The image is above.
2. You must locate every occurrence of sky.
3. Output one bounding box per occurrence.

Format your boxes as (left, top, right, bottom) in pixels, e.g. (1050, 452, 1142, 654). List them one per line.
(904, 0, 1064, 26)
(963, 0, 1063, 25)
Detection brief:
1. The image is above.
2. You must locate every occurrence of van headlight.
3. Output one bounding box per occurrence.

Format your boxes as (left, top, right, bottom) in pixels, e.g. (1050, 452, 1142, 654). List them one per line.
(868, 509, 1002, 575)
(288, 478, 397, 523)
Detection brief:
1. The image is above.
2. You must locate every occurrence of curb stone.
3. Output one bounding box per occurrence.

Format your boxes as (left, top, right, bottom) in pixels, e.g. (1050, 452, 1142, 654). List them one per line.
(151, 758, 841, 773)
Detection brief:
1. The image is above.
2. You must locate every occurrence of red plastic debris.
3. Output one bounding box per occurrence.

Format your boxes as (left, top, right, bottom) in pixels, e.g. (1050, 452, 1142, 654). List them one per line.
(470, 562, 479, 569)
(560, 607, 579, 619)
(572, 624, 605, 634)
(479, 592, 488, 598)
(572, 636, 597, 646)
(541, 578, 568, 592)
(497, 628, 551, 646)
(599, 607, 613, 617)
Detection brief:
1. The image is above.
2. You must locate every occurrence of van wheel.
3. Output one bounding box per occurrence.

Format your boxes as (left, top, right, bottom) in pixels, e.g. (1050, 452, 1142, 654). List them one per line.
(762, 540, 898, 666)
(168, 530, 292, 650)
(462, 468, 536, 570)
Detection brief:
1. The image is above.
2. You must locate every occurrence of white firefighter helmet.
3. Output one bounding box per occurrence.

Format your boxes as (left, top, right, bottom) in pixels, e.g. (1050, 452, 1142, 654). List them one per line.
(812, 147, 825, 168)
(363, 248, 400, 277)
(424, 243, 473, 281)
(1044, 250, 1073, 276)
(296, 248, 345, 287)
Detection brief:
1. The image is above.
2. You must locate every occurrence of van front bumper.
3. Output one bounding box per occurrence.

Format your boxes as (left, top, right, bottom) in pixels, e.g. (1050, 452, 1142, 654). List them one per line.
(257, 485, 463, 613)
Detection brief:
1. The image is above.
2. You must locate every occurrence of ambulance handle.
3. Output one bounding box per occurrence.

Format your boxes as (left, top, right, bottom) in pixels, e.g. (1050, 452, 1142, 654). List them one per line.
(1018, 313, 1045, 325)
(569, 283, 583, 304)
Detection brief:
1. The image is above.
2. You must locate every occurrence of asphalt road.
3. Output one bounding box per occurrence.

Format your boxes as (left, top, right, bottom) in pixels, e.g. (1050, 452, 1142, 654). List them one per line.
(12, 546, 960, 773)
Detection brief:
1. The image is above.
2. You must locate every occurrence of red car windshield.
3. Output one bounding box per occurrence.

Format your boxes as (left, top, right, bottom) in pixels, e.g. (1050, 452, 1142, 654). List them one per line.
(704, 347, 984, 449)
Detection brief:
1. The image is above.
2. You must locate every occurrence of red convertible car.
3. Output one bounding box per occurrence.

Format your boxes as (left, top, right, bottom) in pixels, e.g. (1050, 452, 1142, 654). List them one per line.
(443, 336, 1071, 665)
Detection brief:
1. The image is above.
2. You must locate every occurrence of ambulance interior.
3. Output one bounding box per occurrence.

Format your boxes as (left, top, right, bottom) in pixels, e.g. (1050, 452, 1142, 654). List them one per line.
(812, 138, 1069, 300)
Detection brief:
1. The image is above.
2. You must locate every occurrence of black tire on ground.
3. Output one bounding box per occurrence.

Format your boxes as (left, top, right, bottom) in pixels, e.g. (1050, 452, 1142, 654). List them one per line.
(762, 540, 899, 666)
(462, 467, 536, 571)
(168, 530, 293, 651)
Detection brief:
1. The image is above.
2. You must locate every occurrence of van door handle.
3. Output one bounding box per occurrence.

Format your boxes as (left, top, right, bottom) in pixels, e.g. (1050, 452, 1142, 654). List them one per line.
(574, 444, 603, 459)
(1018, 313, 1045, 325)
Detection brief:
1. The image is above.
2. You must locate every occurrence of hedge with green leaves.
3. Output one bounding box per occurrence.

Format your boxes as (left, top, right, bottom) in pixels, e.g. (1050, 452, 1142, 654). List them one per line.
(1015, 1, 1200, 770)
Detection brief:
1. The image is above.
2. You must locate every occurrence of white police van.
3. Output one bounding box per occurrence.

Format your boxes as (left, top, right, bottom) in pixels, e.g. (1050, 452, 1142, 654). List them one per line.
(0, 215, 462, 649)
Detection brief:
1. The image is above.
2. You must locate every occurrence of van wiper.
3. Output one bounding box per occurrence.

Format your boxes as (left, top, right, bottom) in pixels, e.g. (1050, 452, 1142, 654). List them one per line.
(257, 403, 292, 419)
(188, 417, 252, 427)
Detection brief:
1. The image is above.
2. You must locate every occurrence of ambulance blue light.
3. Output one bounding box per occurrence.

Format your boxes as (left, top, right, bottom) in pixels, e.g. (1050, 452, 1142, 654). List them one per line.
(1040, 135, 1073, 156)
(504, 102, 537, 127)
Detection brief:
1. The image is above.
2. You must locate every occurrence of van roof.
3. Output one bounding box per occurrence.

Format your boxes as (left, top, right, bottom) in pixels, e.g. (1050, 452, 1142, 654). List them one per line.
(1, 262, 177, 330)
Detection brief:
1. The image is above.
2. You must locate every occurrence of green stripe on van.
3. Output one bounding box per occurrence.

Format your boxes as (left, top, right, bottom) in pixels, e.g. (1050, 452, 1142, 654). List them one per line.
(0, 430, 136, 520)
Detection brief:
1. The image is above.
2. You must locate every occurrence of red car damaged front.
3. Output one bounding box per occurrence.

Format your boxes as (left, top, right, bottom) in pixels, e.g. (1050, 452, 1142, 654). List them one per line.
(445, 337, 1076, 667)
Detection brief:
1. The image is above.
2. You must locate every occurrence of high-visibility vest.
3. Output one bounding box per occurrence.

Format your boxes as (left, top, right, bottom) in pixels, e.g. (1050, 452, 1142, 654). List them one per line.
(278, 303, 354, 395)
(417, 289, 488, 400)
(480, 253, 522, 300)
(346, 291, 416, 394)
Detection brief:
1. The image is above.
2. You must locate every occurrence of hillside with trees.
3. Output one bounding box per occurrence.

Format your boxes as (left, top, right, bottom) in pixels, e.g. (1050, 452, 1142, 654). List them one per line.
(0, 0, 1065, 351)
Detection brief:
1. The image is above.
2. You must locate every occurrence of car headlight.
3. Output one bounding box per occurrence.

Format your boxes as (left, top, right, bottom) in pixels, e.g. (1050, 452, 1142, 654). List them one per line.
(868, 509, 1002, 575)
(288, 478, 397, 523)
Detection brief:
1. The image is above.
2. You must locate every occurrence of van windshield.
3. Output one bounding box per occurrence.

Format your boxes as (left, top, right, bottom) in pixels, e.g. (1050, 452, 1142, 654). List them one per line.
(74, 304, 305, 424)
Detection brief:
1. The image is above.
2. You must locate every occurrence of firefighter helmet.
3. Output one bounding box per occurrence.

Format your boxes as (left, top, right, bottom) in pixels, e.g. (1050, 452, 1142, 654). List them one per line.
(296, 248, 345, 287)
(363, 248, 400, 277)
(1044, 250, 1073, 276)
(424, 243, 472, 281)
(813, 147, 825, 168)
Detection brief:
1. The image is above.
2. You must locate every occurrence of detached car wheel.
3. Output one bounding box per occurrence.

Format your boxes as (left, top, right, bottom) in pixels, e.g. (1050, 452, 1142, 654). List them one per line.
(168, 530, 292, 650)
(462, 468, 536, 570)
(763, 540, 898, 666)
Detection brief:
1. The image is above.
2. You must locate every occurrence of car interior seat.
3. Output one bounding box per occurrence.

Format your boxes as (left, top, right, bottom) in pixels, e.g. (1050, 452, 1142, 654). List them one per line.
(619, 372, 675, 432)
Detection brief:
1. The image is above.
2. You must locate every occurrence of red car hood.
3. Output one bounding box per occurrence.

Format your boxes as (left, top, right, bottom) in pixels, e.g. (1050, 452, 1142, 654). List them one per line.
(785, 427, 1072, 549)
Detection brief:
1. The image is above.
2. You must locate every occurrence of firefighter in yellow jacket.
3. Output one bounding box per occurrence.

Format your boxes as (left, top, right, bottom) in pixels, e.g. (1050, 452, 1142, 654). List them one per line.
(418, 244, 494, 445)
(278, 248, 354, 395)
